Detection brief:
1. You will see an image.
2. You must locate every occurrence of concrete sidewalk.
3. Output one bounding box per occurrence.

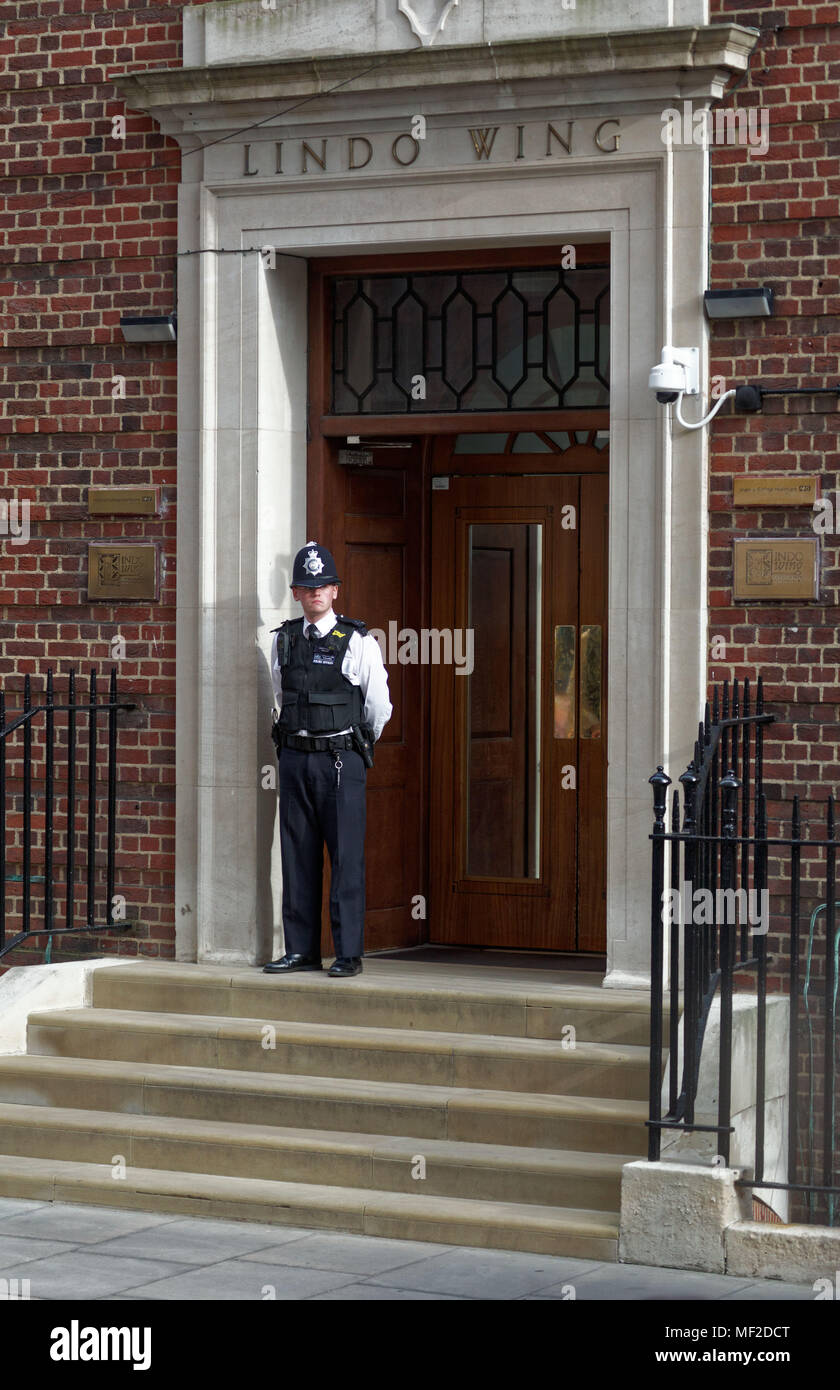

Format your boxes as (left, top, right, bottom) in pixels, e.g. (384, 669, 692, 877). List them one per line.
(0, 1197, 818, 1300)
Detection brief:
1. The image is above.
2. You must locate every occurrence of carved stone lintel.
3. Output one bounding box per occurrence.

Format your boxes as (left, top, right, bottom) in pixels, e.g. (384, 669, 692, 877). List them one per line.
(398, 0, 460, 48)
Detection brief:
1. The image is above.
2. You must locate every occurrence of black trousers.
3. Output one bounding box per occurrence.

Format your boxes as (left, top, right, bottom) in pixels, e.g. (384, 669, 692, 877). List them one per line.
(277, 745, 367, 959)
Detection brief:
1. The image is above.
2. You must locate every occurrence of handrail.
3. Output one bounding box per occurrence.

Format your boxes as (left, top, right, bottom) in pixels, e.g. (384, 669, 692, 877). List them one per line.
(648, 677, 774, 1158)
(649, 678, 840, 1226)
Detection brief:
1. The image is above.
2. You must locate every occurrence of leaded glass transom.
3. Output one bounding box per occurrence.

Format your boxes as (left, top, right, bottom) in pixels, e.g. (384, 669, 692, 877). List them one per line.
(330, 265, 609, 414)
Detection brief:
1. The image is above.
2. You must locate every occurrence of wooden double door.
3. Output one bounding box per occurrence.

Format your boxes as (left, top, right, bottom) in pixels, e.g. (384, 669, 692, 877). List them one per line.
(315, 435, 607, 954)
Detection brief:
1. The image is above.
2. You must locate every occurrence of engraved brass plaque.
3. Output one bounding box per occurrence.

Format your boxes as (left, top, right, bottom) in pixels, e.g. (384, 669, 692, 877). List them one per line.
(733, 476, 817, 508)
(88, 486, 160, 515)
(87, 545, 158, 601)
(733, 539, 818, 601)
(554, 625, 576, 739)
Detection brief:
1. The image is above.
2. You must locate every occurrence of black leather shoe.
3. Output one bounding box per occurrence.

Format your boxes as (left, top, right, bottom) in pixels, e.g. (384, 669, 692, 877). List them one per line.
(263, 953, 322, 974)
(328, 957, 363, 978)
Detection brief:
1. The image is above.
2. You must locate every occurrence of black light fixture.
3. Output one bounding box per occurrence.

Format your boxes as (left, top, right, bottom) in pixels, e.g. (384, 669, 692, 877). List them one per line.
(703, 288, 774, 320)
(119, 313, 177, 343)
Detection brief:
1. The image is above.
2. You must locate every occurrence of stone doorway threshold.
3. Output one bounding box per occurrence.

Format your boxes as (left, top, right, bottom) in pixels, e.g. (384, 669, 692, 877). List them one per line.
(369, 944, 606, 974)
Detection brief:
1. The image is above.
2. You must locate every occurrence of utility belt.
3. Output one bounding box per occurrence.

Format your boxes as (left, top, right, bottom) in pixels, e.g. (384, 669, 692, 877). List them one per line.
(277, 732, 355, 753)
(271, 724, 375, 767)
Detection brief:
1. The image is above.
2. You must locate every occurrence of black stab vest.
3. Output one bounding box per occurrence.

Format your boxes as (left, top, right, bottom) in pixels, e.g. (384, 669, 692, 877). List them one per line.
(275, 617, 365, 734)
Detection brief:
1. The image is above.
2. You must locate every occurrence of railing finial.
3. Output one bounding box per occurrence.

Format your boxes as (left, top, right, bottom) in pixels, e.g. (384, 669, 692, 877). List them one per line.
(679, 760, 701, 833)
(649, 765, 671, 833)
(720, 767, 741, 840)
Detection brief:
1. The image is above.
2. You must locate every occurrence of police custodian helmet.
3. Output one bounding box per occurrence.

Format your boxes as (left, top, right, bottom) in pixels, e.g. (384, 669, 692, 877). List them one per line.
(291, 540, 341, 588)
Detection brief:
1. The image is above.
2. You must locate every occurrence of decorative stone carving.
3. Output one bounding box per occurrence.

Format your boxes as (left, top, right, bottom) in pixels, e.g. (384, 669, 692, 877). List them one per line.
(398, 0, 459, 47)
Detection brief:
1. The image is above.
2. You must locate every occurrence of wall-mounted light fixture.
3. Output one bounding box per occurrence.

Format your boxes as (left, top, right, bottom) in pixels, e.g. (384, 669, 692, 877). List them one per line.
(703, 288, 774, 320)
(119, 314, 177, 343)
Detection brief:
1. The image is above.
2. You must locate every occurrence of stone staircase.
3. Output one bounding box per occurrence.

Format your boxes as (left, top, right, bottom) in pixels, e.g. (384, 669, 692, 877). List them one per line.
(0, 958, 664, 1258)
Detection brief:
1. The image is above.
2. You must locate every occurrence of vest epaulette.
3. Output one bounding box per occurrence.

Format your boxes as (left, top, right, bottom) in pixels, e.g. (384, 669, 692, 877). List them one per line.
(335, 615, 367, 635)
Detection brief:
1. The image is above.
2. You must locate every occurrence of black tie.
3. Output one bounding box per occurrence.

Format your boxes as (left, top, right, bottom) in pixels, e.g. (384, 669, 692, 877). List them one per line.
(306, 624, 316, 641)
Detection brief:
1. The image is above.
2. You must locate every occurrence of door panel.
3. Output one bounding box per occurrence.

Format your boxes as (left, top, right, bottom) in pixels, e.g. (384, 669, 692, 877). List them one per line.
(577, 472, 608, 950)
(467, 523, 538, 880)
(316, 441, 427, 952)
(430, 467, 607, 952)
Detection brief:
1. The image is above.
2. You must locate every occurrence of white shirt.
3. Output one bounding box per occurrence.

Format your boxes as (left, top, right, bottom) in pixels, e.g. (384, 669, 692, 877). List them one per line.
(271, 608, 392, 742)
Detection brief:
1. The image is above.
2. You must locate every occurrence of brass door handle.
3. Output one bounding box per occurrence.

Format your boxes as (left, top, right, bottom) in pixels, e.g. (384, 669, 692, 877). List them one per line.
(580, 624, 602, 740)
(553, 625, 575, 738)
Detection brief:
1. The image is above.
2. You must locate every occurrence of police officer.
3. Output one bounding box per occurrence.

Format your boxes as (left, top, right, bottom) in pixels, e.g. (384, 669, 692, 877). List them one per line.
(264, 542, 392, 978)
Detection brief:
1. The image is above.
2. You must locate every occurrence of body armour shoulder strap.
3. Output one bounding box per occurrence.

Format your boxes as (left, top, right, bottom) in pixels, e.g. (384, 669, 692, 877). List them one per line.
(271, 617, 303, 668)
(334, 615, 367, 636)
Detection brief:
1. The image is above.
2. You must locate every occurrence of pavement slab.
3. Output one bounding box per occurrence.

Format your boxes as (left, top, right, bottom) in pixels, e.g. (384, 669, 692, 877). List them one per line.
(240, 1231, 453, 1274)
(365, 1246, 606, 1299)
(0, 1202, 178, 1244)
(716, 1281, 818, 1301)
(86, 1218, 316, 1265)
(0, 1198, 818, 1301)
(1, 1250, 192, 1300)
(0, 1234, 80, 1266)
(124, 1258, 360, 1301)
(309, 1283, 467, 1300)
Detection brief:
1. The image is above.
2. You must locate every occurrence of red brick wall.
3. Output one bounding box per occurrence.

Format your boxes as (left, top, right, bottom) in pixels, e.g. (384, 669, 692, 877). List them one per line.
(706, 3, 840, 904)
(707, 1, 840, 807)
(0, 0, 210, 966)
(707, 3, 840, 1216)
(2, 1, 838, 981)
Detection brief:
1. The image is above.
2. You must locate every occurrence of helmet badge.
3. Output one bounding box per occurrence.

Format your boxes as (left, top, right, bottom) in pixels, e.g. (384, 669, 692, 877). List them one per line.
(303, 549, 324, 578)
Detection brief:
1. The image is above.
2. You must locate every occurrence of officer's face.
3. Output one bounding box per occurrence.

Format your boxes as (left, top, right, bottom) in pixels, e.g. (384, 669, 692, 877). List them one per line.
(292, 584, 339, 623)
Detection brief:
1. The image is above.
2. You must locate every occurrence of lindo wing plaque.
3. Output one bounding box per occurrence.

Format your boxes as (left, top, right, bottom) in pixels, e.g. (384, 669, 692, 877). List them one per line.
(733, 538, 818, 601)
(87, 544, 158, 601)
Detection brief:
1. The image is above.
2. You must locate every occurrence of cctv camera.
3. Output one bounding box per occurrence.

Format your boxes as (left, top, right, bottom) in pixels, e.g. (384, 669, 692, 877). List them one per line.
(649, 363, 684, 404)
(649, 347, 700, 404)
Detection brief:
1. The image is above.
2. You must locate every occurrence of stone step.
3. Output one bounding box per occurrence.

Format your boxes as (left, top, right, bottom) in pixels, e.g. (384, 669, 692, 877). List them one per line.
(0, 1154, 619, 1260)
(0, 1102, 633, 1211)
(92, 961, 660, 1046)
(27, 1008, 652, 1099)
(0, 1054, 649, 1154)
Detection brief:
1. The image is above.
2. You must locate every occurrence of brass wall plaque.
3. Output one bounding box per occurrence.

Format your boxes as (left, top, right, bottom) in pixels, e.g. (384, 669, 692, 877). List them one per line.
(733, 476, 817, 508)
(88, 545, 158, 601)
(88, 486, 160, 515)
(733, 539, 818, 601)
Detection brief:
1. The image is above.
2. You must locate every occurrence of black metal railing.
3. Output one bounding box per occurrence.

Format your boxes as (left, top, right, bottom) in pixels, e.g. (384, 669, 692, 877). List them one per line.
(648, 677, 840, 1224)
(0, 668, 135, 961)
